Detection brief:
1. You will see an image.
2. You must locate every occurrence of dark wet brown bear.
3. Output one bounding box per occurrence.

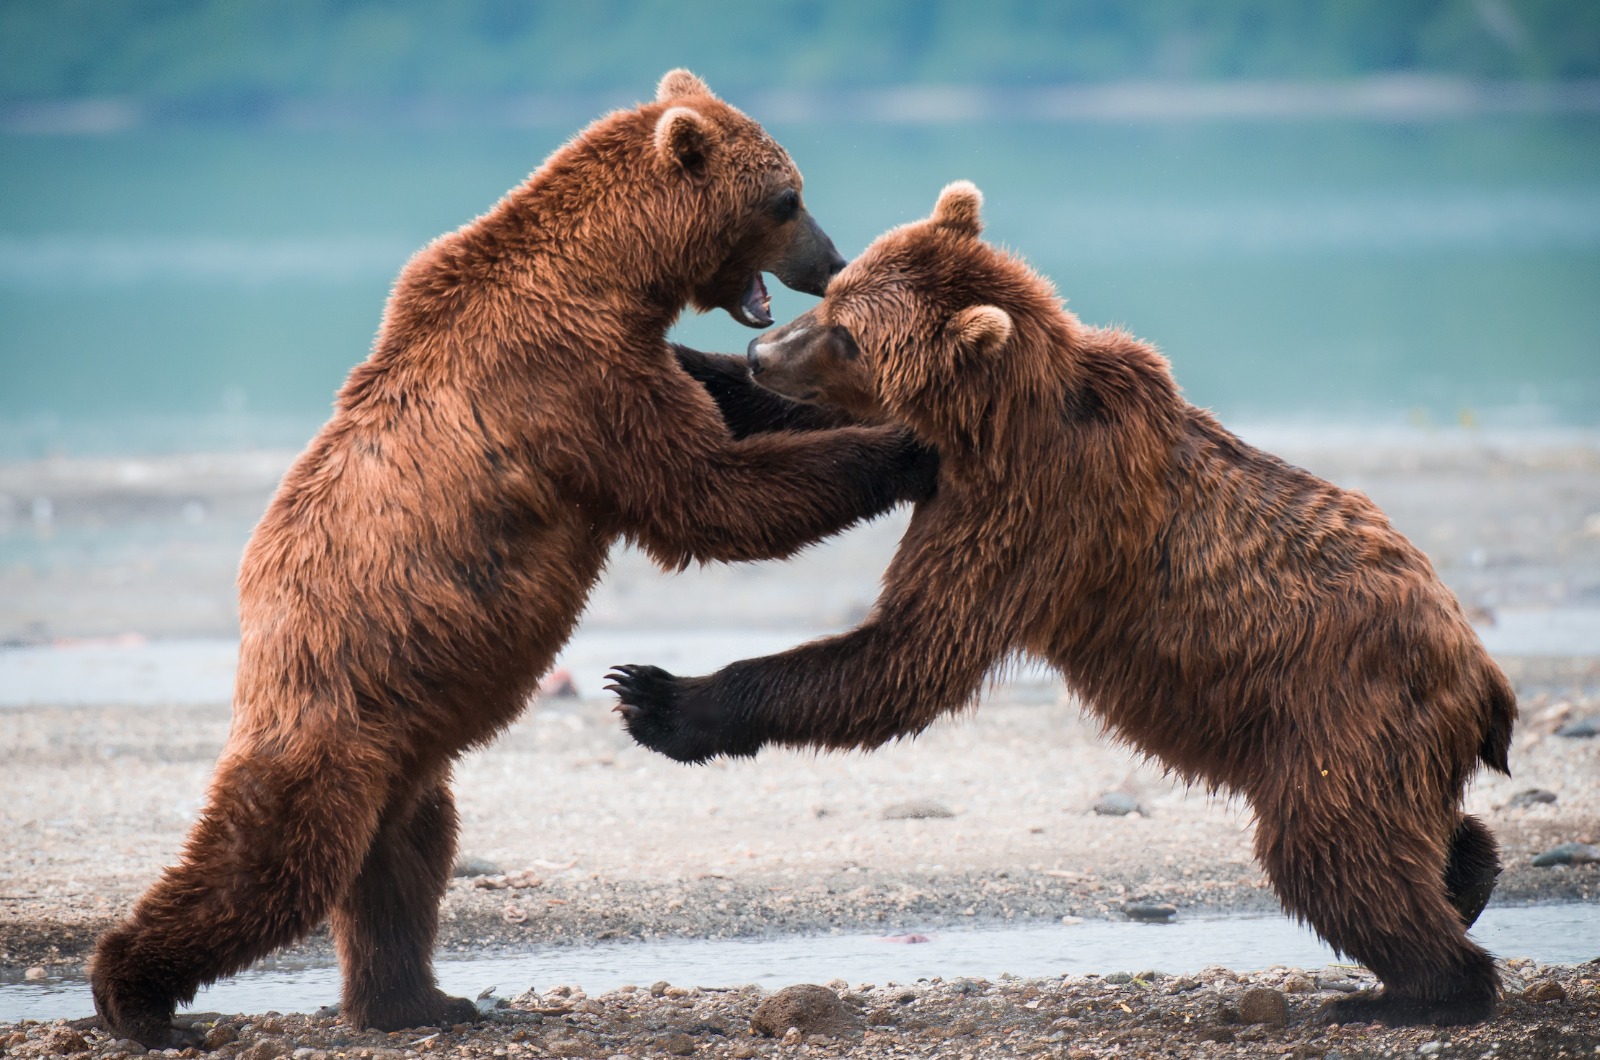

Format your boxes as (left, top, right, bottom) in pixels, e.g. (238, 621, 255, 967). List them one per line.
(612, 182, 1517, 1027)
(89, 71, 934, 1047)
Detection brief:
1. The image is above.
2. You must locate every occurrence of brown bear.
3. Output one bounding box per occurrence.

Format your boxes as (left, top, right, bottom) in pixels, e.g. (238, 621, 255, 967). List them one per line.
(89, 70, 936, 1047)
(610, 182, 1518, 1027)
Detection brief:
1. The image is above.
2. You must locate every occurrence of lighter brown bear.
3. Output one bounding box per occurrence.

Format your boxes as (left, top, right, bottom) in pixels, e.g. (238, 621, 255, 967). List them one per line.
(611, 182, 1517, 1027)
(89, 71, 936, 1047)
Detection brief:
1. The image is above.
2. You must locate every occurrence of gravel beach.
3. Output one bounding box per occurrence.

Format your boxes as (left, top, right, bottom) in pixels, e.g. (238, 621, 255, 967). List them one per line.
(1, 429, 1598, 1055)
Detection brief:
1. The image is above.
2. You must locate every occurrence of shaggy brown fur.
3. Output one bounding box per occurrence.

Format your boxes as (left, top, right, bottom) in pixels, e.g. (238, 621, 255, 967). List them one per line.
(611, 182, 1518, 1027)
(89, 71, 935, 1048)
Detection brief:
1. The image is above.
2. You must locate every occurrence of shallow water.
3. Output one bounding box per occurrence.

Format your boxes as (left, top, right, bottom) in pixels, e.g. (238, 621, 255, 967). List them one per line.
(3, 607, 1597, 710)
(3, 114, 1599, 460)
(2, 904, 1594, 1024)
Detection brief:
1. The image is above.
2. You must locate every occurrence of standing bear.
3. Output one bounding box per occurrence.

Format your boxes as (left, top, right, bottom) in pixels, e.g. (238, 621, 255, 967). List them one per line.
(90, 71, 936, 1047)
(611, 182, 1518, 1026)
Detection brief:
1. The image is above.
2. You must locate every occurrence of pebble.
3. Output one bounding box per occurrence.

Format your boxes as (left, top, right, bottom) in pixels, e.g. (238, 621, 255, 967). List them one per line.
(1530, 841, 1600, 867)
(1091, 792, 1141, 816)
(24, 965, 47, 980)
(657, 1031, 696, 1055)
(1524, 979, 1567, 1003)
(1418, 1042, 1444, 1056)
(1555, 716, 1598, 738)
(451, 857, 501, 878)
(1237, 987, 1288, 1025)
(1121, 901, 1177, 922)
(1506, 788, 1558, 809)
(751, 984, 862, 1038)
(42, 1027, 88, 1055)
(880, 799, 955, 820)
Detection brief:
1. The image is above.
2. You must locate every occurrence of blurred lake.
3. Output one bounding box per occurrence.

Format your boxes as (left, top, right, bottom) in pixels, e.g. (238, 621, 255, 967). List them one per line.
(2, 110, 1598, 458)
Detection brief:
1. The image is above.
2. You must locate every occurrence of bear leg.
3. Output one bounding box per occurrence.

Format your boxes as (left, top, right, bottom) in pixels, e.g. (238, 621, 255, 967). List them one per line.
(91, 749, 389, 1047)
(331, 777, 478, 1031)
(1443, 814, 1500, 929)
(1254, 799, 1499, 1027)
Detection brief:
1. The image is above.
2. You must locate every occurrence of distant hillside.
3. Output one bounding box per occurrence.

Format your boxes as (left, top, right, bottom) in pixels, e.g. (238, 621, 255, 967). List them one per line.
(2, 0, 1597, 109)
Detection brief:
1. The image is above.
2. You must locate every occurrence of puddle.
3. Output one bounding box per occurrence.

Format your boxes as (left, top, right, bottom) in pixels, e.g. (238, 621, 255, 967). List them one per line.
(4, 904, 1594, 1023)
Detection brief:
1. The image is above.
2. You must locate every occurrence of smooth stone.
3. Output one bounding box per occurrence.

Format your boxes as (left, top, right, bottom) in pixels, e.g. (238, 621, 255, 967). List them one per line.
(1092, 792, 1141, 816)
(1531, 841, 1600, 867)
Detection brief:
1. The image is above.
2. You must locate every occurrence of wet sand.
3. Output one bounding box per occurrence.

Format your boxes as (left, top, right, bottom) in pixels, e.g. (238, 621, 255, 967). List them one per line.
(1, 429, 1598, 1055)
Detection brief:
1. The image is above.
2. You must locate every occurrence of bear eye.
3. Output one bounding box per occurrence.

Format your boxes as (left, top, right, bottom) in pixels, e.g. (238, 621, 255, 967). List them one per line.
(770, 188, 800, 222)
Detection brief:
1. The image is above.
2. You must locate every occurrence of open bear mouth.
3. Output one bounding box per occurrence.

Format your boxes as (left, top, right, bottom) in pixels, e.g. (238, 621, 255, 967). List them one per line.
(729, 272, 773, 329)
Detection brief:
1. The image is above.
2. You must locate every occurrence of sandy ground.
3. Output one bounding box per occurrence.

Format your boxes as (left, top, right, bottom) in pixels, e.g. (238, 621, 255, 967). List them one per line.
(2, 428, 1599, 1056)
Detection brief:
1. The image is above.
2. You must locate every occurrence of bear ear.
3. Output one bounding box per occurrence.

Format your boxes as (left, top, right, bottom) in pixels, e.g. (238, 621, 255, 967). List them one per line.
(654, 105, 712, 178)
(931, 180, 984, 238)
(946, 305, 1012, 357)
(657, 69, 714, 103)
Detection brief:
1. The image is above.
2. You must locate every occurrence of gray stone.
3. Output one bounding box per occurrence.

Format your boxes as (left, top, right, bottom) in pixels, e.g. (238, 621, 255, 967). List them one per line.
(1507, 788, 1558, 809)
(1092, 792, 1141, 816)
(881, 799, 955, 820)
(451, 857, 500, 878)
(1122, 901, 1177, 922)
(1531, 841, 1600, 867)
(1555, 716, 1598, 738)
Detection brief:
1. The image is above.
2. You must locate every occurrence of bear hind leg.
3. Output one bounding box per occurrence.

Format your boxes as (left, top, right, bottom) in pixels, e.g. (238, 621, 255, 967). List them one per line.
(1254, 800, 1499, 1027)
(1443, 814, 1500, 929)
(91, 750, 388, 1047)
(330, 776, 477, 1031)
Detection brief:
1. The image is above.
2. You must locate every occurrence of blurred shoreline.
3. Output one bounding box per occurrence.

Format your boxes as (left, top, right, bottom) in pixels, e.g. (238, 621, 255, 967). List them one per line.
(7, 76, 1600, 135)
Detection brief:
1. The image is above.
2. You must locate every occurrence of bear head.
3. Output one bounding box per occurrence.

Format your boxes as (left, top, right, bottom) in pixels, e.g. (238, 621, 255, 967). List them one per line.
(646, 69, 846, 327)
(746, 181, 1045, 448)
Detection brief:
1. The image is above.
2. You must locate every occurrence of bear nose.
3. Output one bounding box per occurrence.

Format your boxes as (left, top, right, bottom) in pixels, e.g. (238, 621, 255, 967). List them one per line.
(826, 252, 846, 279)
(746, 336, 764, 374)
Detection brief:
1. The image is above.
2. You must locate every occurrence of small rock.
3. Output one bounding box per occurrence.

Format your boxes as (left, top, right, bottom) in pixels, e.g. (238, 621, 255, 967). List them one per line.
(729, 1046, 757, 1060)
(110, 1040, 147, 1056)
(1555, 716, 1598, 738)
(239, 1042, 285, 1060)
(751, 984, 863, 1038)
(876, 933, 931, 944)
(43, 1027, 88, 1055)
(650, 981, 670, 997)
(1122, 901, 1177, 922)
(202, 1025, 239, 1050)
(1418, 1042, 1444, 1056)
(451, 857, 500, 878)
(543, 1037, 592, 1059)
(1105, 972, 1133, 984)
(880, 799, 954, 820)
(657, 1032, 696, 1056)
(1059, 915, 1083, 926)
(1091, 792, 1141, 816)
(1168, 977, 1200, 993)
(24, 965, 47, 980)
(1524, 979, 1567, 1003)
(1507, 789, 1558, 809)
(1282, 975, 1314, 994)
(781, 1027, 802, 1046)
(1238, 987, 1288, 1026)
(1531, 842, 1600, 867)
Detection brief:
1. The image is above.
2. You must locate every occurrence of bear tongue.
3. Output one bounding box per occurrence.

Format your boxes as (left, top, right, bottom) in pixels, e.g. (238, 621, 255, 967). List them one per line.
(731, 273, 773, 329)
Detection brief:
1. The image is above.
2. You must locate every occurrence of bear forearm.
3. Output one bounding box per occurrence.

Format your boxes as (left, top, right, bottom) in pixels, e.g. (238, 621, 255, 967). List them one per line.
(634, 427, 936, 567)
(672, 344, 855, 437)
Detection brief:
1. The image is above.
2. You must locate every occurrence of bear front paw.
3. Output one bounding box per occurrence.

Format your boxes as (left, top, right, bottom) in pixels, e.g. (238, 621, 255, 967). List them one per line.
(606, 664, 754, 763)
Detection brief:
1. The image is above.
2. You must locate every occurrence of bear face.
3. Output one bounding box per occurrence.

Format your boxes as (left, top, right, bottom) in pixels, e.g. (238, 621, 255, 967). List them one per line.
(651, 71, 846, 326)
(745, 181, 1037, 443)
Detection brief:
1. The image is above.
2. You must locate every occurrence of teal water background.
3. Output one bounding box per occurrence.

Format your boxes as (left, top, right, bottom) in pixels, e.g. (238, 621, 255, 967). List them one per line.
(2, 111, 1597, 457)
